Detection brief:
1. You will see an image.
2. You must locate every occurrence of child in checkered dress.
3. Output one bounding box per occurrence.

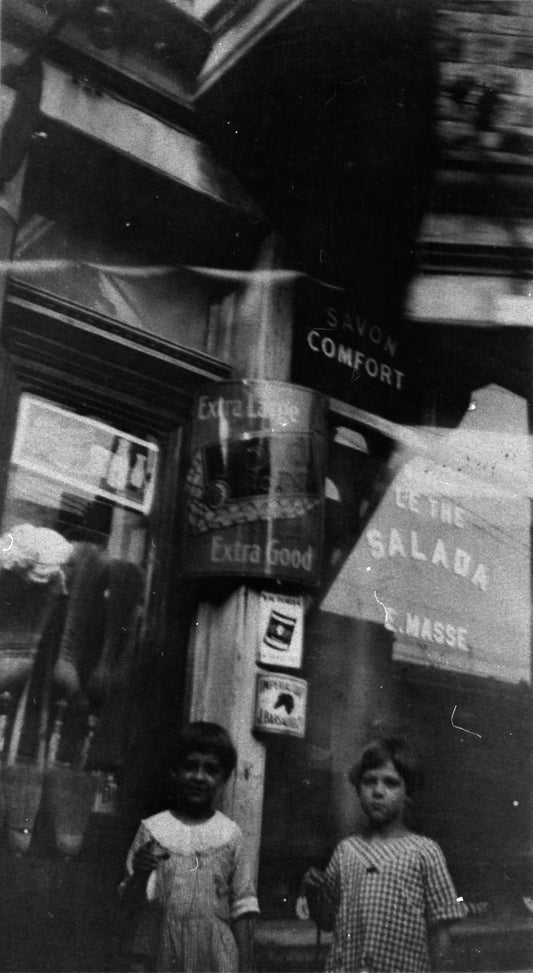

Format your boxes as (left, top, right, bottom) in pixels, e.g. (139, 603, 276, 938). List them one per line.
(302, 737, 466, 972)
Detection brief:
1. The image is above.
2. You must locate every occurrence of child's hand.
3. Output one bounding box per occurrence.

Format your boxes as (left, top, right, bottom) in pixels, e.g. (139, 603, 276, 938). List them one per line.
(133, 840, 169, 874)
(301, 868, 336, 932)
(302, 866, 325, 893)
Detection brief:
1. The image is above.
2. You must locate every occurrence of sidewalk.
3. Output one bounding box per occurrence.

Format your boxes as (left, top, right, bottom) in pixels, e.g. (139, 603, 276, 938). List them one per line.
(254, 917, 533, 972)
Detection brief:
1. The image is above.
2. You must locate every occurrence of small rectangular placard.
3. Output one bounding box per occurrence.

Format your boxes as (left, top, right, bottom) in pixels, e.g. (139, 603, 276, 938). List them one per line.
(12, 395, 158, 515)
(257, 592, 304, 669)
(254, 673, 307, 738)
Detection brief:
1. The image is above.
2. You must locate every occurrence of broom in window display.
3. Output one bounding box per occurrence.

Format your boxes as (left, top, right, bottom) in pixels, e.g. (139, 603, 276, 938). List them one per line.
(52, 541, 109, 699)
(0, 539, 105, 857)
(0, 524, 72, 690)
(74, 556, 145, 773)
(0, 692, 12, 830)
(46, 555, 144, 856)
(0, 523, 72, 853)
(86, 558, 144, 714)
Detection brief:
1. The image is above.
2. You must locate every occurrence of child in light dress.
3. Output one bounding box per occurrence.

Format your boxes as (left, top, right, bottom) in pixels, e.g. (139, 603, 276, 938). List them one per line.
(121, 722, 259, 972)
(302, 737, 466, 972)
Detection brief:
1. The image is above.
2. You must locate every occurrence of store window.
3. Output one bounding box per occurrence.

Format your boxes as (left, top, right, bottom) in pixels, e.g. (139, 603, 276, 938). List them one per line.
(258, 421, 394, 917)
(0, 393, 158, 858)
(13, 214, 212, 352)
(258, 386, 532, 923)
(0, 281, 220, 969)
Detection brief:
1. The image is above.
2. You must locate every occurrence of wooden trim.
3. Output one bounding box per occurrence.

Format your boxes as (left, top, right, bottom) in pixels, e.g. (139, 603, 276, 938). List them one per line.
(393, 658, 532, 702)
(419, 241, 533, 278)
(4, 281, 232, 431)
(0, 345, 21, 513)
(0, 284, 227, 764)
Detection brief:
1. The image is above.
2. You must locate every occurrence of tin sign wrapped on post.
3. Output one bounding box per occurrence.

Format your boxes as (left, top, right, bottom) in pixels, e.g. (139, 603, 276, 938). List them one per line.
(182, 381, 327, 585)
(254, 673, 307, 738)
(258, 592, 303, 669)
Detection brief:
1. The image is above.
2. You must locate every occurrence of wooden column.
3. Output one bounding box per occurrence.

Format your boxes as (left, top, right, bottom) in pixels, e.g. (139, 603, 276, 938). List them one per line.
(0, 87, 28, 335)
(0, 67, 39, 508)
(0, 52, 43, 335)
(186, 235, 294, 879)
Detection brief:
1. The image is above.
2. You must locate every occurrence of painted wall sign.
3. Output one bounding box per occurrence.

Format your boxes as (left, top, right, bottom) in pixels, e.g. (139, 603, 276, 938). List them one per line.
(322, 386, 531, 684)
(182, 381, 327, 585)
(291, 279, 420, 423)
(254, 673, 307, 738)
(12, 394, 158, 515)
(257, 592, 304, 669)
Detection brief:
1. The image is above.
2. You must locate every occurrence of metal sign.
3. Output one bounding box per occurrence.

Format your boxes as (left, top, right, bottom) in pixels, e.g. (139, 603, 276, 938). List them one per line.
(291, 279, 419, 424)
(254, 673, 307, 739)
(182, 381, 327, 585)
(322, 387, 531, 684)
(257, 592, 304, 669)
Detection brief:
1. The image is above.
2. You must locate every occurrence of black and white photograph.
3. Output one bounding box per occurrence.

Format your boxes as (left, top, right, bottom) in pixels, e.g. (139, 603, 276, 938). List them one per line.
(0, 1, 532, 970)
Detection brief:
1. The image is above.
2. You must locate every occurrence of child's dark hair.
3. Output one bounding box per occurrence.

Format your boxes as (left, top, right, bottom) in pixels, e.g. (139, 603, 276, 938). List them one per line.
(171, 722, 237, 782)
(348, 736, 424, 797)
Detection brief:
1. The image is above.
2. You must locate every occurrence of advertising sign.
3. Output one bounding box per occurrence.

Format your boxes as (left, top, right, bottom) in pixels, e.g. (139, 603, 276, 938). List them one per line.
(257, 592, 304, 669)
(182, 381, 327, 585)
(12, 395, 158, 515)
(254, 673, 307, 738)
(322, 387, 531, 684)
(291, 279, 419, 424)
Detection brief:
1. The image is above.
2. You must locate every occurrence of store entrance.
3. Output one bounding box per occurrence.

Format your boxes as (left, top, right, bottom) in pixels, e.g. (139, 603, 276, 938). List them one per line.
(0, 293, 202, 970)
(1, 392, 157, 815)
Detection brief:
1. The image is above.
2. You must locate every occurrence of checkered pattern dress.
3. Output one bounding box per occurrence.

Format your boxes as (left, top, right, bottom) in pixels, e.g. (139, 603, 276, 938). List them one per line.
(320, 833, 466, 973)
(123, 811, 259, 972)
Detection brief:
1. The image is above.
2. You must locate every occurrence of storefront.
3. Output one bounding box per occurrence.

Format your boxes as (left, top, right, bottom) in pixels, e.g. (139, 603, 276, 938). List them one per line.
(0, 23, 273, 965)
(255, 276, 532, 928)
(1, 1, 532, 970)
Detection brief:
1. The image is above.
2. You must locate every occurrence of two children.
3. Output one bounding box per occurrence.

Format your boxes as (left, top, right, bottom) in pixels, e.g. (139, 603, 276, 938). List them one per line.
(121, 722, 258, 973)
(302, 736, 466, 972)
(123, 727, 463, 973)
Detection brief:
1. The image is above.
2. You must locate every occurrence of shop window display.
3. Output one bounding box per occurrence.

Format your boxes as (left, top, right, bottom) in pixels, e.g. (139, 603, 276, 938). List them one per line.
(0, 393, 157, 861)
(258, 387, 532, 934)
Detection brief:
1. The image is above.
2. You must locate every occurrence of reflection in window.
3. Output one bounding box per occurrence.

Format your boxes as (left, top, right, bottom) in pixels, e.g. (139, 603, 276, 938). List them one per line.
(0, 395, 158, 856)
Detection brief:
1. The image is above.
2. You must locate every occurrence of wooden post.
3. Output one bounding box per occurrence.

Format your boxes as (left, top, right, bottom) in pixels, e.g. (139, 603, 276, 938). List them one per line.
(186, 234, 294, 880)
(0, 52, 43, 335)
(0, 86, 28, 335)
(0, 58, 43, 508)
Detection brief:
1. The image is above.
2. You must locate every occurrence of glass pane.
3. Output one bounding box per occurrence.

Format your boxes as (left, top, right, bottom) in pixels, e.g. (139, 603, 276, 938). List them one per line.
(0, 393, 158, 856)
(14, 214, 212, 351)
(259, 383, 532, 920)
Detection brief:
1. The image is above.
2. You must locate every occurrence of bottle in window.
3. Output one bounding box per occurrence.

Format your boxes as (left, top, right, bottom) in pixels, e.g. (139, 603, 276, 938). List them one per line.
(105, 439, 130, 491)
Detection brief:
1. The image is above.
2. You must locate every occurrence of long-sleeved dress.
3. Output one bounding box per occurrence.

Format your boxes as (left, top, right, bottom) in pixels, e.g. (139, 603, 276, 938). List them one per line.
(123, 809, 259, 973)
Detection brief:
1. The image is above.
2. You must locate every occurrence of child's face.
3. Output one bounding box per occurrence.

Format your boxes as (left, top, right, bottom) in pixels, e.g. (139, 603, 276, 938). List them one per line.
(175, 750, 225, 814)
(357, 758, 407, 829)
